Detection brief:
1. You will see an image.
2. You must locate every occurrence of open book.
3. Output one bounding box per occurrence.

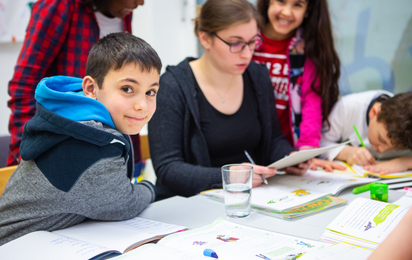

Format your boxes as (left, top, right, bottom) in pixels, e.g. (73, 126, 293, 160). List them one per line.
(321, 195, 412, 250)
(111, 218, 330, 260)
(202, 169, 372, 213)
(298, 242, 373, 260)
(0, 217, 186, 260)
(351, 164, 412, 179)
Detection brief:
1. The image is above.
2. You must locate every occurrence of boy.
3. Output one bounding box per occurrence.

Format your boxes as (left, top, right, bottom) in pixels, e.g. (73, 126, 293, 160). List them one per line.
(0, 33, 161, 246)
(320, 90, 412, 174)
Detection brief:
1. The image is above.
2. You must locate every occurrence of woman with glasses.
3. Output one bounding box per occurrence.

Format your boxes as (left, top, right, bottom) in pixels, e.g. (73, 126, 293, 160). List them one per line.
(148, 0, 312, 201)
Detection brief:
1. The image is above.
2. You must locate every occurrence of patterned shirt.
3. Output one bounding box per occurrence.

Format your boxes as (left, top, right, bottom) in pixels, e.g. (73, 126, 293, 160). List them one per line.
(7, 0, 141, 166)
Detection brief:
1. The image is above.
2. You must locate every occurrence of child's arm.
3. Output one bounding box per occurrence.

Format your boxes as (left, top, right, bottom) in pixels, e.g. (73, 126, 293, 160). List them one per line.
(310, 158, 346, 172)
(336, 146, 376, 166)
(368, 206, 412, 260)
(363, 155, 412, 174)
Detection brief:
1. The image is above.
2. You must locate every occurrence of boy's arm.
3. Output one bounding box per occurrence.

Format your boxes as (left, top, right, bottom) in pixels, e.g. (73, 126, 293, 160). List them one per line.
(336, 146, 376, 166)
(363, 155, 412, 174)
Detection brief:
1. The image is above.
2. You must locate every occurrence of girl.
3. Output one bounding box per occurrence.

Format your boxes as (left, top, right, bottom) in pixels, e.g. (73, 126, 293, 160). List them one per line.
(254, 0, 345, 171)
(148, 0, 311, 201)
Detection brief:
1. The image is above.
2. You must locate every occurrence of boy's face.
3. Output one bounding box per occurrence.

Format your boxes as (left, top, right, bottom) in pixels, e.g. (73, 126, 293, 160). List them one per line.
(85, 63, 159, 135)
(368, 117, 394, 153)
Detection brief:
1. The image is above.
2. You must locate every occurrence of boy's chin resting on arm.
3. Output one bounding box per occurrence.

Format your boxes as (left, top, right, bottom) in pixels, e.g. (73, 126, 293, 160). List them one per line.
(363, 155, 412, 174)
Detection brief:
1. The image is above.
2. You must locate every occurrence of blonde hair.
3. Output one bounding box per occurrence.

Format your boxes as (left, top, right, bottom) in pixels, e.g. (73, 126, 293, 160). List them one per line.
(193, 0, 263, 37)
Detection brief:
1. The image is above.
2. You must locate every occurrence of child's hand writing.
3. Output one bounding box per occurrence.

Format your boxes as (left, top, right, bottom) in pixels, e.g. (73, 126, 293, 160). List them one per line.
(310, 158, 347, 172)
(363, 156, 412, 175)
(343, 146, 376, 166)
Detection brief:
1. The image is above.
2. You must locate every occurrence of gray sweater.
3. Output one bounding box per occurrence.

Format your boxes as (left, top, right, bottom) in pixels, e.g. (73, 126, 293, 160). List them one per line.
(148, 58, 294, 200)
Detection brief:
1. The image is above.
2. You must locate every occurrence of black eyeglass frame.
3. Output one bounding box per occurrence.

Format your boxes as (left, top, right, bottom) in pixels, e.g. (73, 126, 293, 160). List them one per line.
(213, 33, 263, 53)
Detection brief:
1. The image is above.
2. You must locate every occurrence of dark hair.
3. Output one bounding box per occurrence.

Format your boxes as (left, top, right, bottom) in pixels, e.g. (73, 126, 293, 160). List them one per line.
(194, 0, 263, 37)
(377, 92, 412, 150)
(257, 0, 340, 129)
(86, 33, 162, 88)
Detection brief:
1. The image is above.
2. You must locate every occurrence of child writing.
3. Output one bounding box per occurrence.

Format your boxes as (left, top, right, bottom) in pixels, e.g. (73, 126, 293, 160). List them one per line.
(0, 33, 160, 246)
(253, 0, 344, 171)
(320, 90, 412, 174)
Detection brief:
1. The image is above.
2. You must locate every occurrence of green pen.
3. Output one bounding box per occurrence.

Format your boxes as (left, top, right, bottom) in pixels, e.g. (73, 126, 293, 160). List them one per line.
(353, 125, 366, 148)
(353, 183, 372, 194)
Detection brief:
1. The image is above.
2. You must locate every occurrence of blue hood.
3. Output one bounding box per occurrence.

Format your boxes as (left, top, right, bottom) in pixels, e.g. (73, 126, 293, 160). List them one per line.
(35, 76, 115, 129)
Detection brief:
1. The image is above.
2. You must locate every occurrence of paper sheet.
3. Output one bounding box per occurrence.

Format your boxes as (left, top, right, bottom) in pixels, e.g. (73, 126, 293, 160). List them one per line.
(268, 142, 349, 169)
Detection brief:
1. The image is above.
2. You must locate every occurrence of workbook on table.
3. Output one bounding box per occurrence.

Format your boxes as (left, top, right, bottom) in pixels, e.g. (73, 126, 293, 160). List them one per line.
(202, 169, 372, 213)
(321, 195, 412, 250)
(298, 242, 373, 260)
(109, 218, 330, 260)
(0, 217, 186, 260)
(351, 164, 412, 179)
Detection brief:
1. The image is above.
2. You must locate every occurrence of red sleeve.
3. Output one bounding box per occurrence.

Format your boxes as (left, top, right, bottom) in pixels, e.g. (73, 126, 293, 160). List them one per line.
(7, 0, 72, 165)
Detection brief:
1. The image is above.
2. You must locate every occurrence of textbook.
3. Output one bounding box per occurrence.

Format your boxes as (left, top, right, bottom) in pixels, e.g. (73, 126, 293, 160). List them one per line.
(0, 217, 186, 260)
(298, 242, 373, 260)
(267, 141, 349, 169)
(202, 169, 372, 213)
(351, 164, 412, 179)
(110, 218, 330, 260)
(320, 196, 412, 250)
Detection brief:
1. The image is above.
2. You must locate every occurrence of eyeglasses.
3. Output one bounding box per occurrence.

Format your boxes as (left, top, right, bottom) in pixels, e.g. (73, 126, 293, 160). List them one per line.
(214, 34, 263, 53)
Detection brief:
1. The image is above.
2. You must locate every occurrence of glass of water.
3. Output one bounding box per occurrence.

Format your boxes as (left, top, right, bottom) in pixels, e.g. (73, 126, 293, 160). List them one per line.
(221, 164, 253, 218)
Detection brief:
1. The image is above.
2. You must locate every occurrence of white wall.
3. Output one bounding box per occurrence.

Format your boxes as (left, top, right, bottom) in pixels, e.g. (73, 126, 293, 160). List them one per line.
(0, 42, 22, 136)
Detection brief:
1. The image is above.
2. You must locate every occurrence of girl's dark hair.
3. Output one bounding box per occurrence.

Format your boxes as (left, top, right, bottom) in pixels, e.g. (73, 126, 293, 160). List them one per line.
(257, 0, 341, 129)
(194, 0, 263, 37)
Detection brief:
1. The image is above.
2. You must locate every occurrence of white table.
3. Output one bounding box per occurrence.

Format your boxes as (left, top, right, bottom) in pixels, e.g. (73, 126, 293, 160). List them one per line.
(139, 188, 405, 241)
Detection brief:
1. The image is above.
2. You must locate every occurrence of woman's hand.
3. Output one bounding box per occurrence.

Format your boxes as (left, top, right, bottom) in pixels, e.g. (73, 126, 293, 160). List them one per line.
(242, 163, 277, 187)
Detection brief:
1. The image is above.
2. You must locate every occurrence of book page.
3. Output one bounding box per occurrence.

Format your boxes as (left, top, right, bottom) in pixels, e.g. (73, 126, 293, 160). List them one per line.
(272, 170, 374, 195)
(299, 242, 372, 260)
(323, 198, 409, 248)
(112, 244, 205, 260)
(53, 217, 186, 253)
(251, 183, 330, 212)
(352, 164, 412, 178)
(158, 218, 329, 260)
(0, 231, 118, 260)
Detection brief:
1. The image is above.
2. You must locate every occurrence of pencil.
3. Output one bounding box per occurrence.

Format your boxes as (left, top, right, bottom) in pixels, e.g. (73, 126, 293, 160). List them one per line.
(244, 150, 268, 185)
(353, 125, 366, 148)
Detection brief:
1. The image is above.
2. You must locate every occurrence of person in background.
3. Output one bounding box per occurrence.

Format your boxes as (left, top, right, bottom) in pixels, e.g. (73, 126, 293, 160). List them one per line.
(254, 0, 345, 172)
(320, 90, 412, 174)
(148, 0, 312, 201)
(0, 33, 159, 246)
(7, 0, 145, 176)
